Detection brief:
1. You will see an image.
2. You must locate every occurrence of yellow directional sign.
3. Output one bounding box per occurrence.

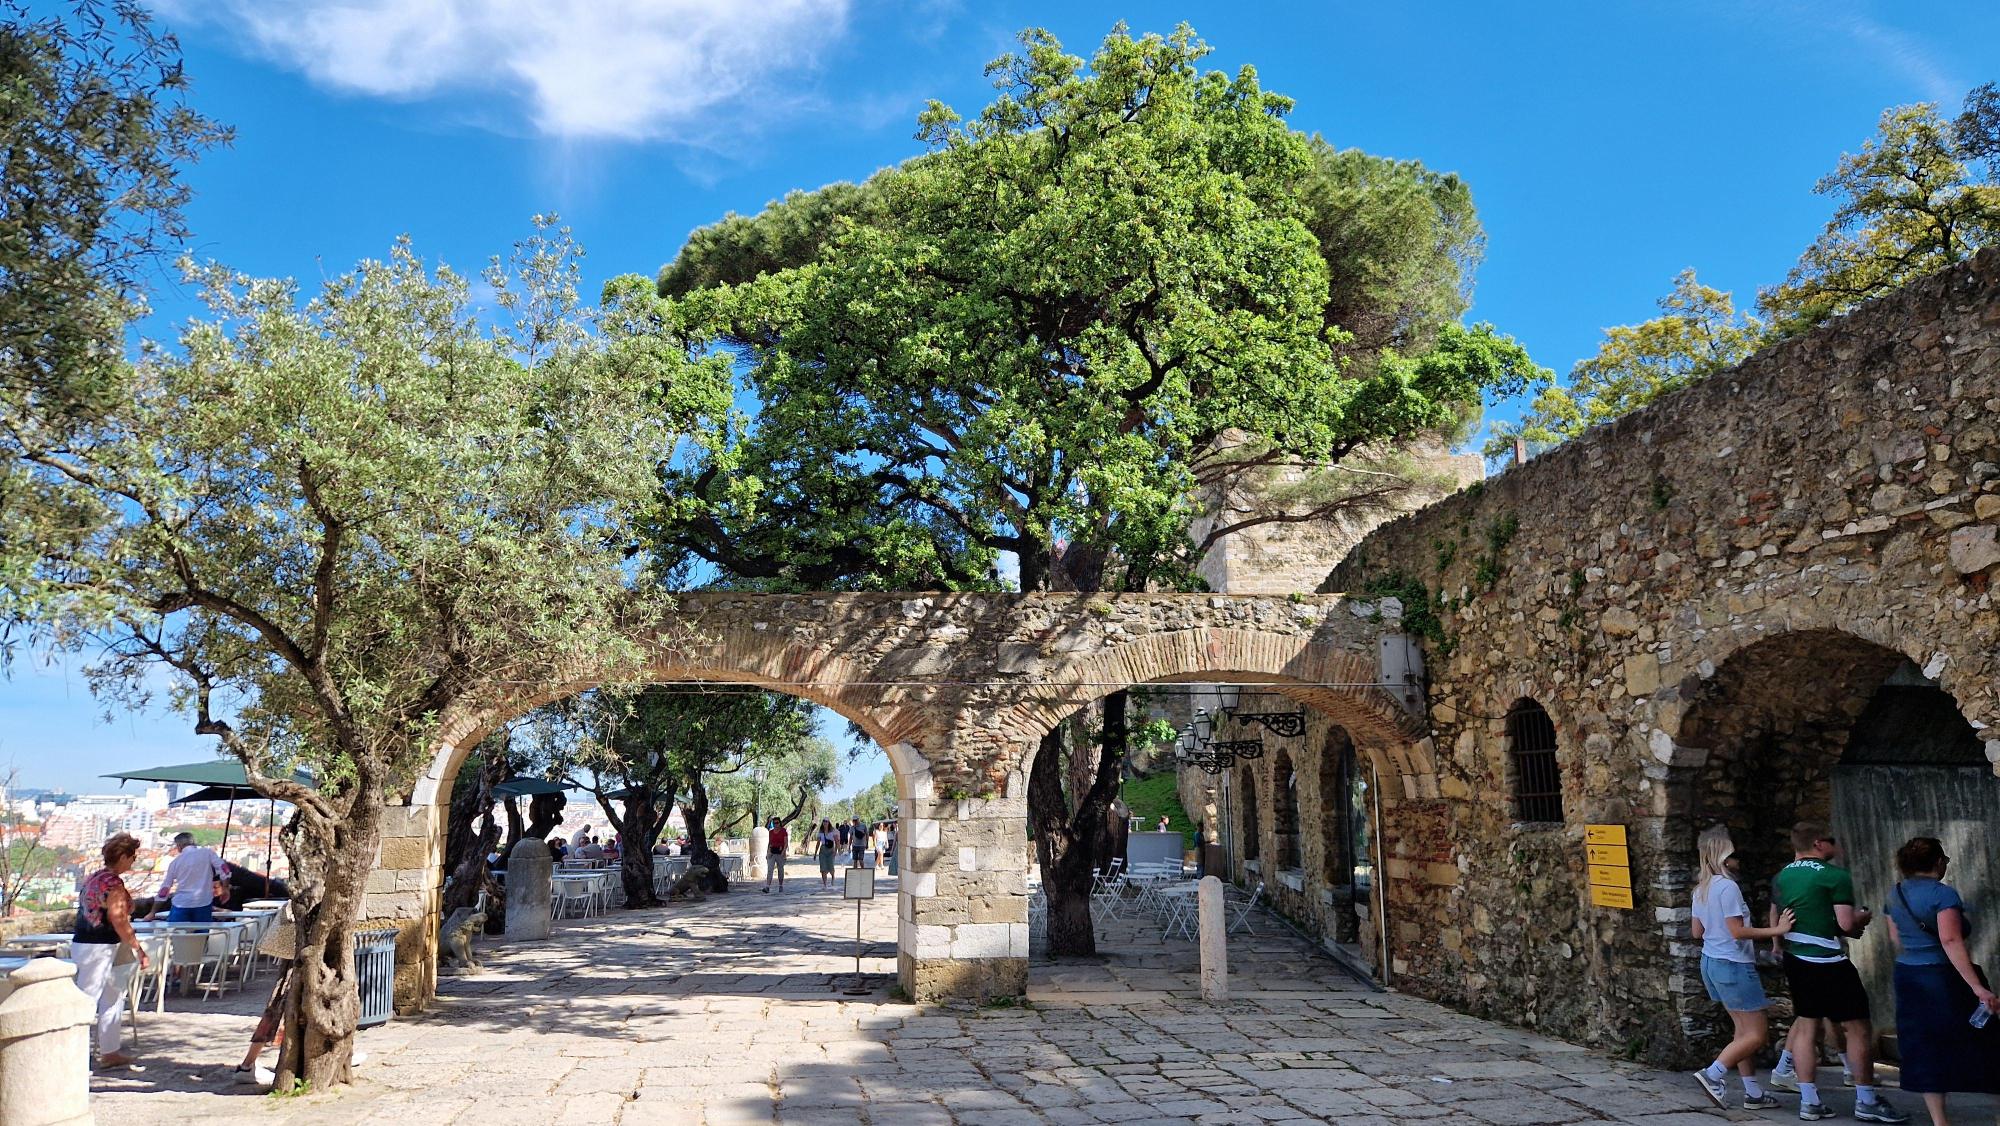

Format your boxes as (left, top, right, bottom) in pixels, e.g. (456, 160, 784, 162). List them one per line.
(1585, 824, 1627, 846)
(1587, 844, 1630, 867)
(1590, 884, 1635, 909)
(1585, 824, 1632, 910)
(1588, 864, 1632, 889)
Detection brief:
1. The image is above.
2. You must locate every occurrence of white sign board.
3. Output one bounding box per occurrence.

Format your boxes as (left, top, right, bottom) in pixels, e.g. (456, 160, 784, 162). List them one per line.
(843, 867, 876, 900)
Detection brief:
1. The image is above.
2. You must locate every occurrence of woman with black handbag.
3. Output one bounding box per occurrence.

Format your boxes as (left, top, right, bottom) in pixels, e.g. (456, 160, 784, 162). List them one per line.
(1883, 836, 2000, 1125)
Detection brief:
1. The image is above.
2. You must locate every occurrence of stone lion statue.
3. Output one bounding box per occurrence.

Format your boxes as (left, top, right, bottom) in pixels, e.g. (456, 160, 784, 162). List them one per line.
(440, 892, 488, 975)
(665, 863, 711, 902)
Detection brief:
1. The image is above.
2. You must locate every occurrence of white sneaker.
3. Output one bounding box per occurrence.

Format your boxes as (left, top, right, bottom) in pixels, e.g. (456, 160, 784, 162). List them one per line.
(1692, 1070, 1729, 1108)
(1768, 1068, 1799, 1092)
(234, 1063, 275, 1086)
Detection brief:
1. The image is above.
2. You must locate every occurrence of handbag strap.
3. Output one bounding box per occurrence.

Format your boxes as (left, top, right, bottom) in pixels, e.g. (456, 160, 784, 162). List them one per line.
(1894, 881, 1939, 938)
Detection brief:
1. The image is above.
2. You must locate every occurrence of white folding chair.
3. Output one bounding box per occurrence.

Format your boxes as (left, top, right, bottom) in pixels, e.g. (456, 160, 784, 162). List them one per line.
(1227, 882, 1265, 936)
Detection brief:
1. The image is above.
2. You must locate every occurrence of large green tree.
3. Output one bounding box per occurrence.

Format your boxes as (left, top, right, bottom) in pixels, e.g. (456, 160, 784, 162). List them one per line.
(0, 224, 726, 1088)
(637, 25, 1540, 954)
(0, 0, 229, 421)
(1485, 270, 1763, 459)
(1760, 83, 2000, 335)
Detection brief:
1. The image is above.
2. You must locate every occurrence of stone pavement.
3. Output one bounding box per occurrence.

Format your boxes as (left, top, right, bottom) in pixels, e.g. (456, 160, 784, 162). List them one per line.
(88, 866, 1989, 1125)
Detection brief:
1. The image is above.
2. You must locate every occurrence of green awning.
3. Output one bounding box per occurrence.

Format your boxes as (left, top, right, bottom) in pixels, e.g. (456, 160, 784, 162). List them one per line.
(492, 777, 570, 799)
(105, 760, 313, 787)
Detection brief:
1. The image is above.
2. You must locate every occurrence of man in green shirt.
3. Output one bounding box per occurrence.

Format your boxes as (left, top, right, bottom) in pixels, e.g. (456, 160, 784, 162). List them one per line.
(1769, 821, 1906, 1123)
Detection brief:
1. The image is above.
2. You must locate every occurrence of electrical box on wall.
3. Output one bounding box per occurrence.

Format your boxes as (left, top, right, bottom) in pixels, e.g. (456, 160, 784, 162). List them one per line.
(1378, 633, 1427, 718)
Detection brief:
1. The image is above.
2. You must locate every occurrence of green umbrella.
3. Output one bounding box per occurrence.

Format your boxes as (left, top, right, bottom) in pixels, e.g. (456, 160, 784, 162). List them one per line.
(107, 760, 312, 877)
(492, 777, 570, 800)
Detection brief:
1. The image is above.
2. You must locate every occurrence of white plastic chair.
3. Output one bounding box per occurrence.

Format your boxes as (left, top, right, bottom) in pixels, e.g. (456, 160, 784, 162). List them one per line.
(1227, 882, 1265, 936)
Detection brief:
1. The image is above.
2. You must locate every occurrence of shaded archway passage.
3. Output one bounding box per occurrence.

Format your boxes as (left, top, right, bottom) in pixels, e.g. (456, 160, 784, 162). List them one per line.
(357, 591, 1424, 1010)
(1668, 629, 2000, 1048)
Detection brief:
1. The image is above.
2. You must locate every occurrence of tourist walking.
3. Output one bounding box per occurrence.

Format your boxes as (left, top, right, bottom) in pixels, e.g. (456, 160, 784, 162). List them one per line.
(1688, 825, 1795, 1111)
(817, 818, 838, 890)
(152, 830, 227, 922)
(73, 832, 149, 1070)
(886, 822, 898, 875)
(1882, 836, 1999, 1126)
(1770, 821, 1909, 1122)
(849, 817, 867, 868)
(765, 817, 789, 893)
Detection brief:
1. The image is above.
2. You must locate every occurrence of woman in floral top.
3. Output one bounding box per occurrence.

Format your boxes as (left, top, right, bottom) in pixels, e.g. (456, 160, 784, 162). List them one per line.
(71, 832, 150, 1069)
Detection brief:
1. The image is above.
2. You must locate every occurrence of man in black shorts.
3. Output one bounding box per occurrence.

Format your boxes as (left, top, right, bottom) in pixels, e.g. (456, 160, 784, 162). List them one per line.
(1770, 821, 1906, 1122)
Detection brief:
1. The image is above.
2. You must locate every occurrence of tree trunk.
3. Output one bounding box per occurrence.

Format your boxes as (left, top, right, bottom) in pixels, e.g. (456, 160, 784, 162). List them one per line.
(525, 792, 565, 840)
(501, 795, 524, 853)
(616, 791, 663, 908)
(1029, 691, 1130, 958)
(274, 770, 385, 1092)
(441, 755, 503, 914)
(1030, 727, 1096, 956)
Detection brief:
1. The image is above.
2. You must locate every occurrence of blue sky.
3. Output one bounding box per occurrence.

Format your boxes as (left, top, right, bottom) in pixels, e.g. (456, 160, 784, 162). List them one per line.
(6, 0, 1995, 795)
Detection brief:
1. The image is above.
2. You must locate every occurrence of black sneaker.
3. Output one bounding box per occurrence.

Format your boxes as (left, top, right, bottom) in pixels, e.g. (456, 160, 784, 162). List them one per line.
(1855, 1097, 1910, 1124)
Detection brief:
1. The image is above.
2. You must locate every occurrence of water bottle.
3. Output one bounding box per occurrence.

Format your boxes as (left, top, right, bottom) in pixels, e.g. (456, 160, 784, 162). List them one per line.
(1971, 1002, 1993, 1030)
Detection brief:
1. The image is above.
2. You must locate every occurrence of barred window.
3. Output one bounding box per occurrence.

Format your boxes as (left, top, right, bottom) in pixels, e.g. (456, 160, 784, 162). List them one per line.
(1506, 698, 1564, 824)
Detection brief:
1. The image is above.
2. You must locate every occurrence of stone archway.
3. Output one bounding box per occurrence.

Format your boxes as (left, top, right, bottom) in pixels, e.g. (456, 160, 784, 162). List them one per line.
(358, 591, 1413, 1010)
(1659, 628, 2000, 1049)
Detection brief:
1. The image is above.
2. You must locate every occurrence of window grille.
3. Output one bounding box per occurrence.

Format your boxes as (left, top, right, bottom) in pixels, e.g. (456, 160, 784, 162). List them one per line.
(1507, 699, 1564, 824)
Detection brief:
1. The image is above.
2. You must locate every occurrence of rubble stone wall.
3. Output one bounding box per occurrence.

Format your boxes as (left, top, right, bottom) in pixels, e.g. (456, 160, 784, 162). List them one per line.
(1315, 248, 2000, 1063)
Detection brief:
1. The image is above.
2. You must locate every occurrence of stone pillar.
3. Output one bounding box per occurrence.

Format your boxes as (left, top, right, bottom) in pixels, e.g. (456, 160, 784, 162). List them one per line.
(749, 826, 770, 881)
(894, 758, 1031, 1003)
(1198, 875, 1227, 1002)
(0, 959, 94, 1126)
(504, 837, 553, 942)
(361, 801, 444, 1014)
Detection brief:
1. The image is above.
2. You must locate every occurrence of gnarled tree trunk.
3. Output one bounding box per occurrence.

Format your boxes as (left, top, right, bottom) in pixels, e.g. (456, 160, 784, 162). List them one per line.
(1030, 690, 1128, 957)
(274, 769, 385, 1091)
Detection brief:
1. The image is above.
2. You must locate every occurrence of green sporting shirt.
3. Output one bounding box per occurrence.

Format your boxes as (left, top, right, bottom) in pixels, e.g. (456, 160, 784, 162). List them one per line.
(1772, 858, 1853, 962)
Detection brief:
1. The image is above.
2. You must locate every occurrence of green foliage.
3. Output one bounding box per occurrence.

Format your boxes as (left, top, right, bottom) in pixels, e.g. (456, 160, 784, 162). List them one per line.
(1485, 270, 1762, 459)
(1650, 474, 1674, 511)
(644, 24, 1539, 596)
(820, 771, 898, 827)
(1119, 770, 1191, 833)
(0, 222, 728, 1078)
(1470, 512, 1519, 589)
(0, 1, 230, 421)
(160, 826, 225, 848)
(1759, 86, 2000, 335)
(1360, 571, 1448, 649)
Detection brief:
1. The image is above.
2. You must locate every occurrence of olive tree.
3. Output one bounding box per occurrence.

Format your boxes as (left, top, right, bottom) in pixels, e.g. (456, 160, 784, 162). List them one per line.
(0, 222, 727, 1088)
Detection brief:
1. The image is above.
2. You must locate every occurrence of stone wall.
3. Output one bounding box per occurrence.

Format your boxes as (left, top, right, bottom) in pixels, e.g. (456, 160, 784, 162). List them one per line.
(1317, 248, 2000, 1063)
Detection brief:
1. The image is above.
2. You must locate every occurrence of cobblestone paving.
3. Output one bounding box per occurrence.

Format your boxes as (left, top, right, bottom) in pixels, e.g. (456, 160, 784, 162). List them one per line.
(89, 868, 1984, 1125)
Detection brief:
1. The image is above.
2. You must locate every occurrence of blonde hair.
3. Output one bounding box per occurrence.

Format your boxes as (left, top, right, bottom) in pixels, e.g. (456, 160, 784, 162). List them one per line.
(1693, 824, 1736, 908)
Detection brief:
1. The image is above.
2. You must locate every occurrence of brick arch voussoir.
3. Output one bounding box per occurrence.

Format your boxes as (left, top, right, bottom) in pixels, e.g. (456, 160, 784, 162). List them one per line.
(986, 628, 1432, 781)
(414, 639, 925, 810)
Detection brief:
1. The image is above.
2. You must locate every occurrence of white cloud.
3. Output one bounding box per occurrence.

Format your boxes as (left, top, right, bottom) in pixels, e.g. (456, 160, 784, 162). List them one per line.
(163, 0, 852, 141)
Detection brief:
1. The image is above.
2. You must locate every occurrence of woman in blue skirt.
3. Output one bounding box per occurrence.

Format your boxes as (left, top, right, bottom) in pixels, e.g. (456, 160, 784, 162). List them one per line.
(1883, 836, 2000, 1126)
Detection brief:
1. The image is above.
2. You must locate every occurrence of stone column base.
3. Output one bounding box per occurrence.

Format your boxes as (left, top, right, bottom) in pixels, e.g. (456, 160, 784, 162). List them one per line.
(900, 950, 1028, 1002)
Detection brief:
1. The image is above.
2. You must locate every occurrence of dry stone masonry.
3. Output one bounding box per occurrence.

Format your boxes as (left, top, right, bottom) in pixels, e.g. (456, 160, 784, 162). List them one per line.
(1316, 247, 2000, 1063)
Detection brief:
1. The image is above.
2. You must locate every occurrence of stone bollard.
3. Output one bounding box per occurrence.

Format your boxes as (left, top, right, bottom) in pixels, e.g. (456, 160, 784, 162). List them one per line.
(505, 837, 553, 941)
(1197, 875, 1227, 1002)
(749, 826, 769, 881)
(0, 958, 95, 1126)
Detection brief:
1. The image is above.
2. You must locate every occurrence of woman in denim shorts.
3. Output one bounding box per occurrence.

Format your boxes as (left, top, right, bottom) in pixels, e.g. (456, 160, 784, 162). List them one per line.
(1689, 825, 1797, 1111)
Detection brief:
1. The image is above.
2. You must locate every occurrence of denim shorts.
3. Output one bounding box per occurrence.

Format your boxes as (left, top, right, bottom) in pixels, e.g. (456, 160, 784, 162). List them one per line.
(1701, 954, 1769, 1011)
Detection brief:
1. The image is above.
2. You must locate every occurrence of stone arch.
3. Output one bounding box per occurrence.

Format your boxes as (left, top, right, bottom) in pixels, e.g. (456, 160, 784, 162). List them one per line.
(414, 641, 937, 810)
(1657, 627, 2000, 1051)
(380, 654, 940, 1012)
(982, 627, 1432, 789)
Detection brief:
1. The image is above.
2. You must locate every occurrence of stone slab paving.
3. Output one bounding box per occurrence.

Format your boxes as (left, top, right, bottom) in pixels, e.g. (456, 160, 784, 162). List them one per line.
(88, 868, 1992, 1124)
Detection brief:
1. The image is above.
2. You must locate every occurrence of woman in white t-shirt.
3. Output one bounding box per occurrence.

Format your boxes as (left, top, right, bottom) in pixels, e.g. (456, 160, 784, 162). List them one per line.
(1688, 824, 1798, 1111)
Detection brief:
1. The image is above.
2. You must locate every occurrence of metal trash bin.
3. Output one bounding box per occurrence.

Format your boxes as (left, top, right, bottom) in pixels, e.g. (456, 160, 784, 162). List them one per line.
(354, 928, 398, 1029)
